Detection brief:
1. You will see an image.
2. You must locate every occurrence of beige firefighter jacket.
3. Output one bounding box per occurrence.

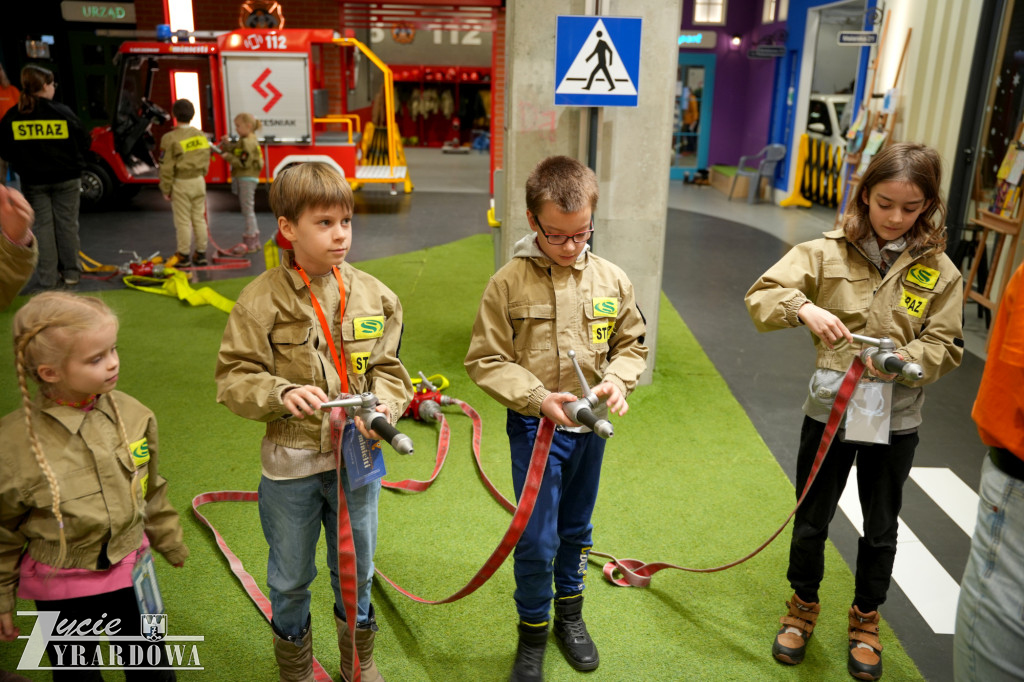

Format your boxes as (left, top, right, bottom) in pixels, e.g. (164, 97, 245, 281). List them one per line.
(216, 251, 413, 457)
(745, 228, 964, 428)
(0, 391, 189, 613)
(465, 234, 649, 418)
(222, 134, 263, 179)
(0, 233, 36, 310)
(158, 124, 211, 196)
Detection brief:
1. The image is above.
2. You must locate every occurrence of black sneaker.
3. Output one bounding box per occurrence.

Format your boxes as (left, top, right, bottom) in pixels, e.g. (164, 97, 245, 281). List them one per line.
(191, 251, 208, 266)
(553, 595, 599, 671)
(510, 622, 548, 682)
(169, 252, 191, 267)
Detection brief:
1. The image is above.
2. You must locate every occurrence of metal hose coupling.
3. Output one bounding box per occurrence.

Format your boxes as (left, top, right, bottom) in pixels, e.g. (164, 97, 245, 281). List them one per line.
(849, 333, 924, 380)
(562, 350, 614, 439)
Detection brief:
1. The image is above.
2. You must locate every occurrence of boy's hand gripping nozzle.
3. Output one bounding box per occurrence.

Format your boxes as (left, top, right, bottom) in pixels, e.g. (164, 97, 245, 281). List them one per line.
(562, 350, 614, 439)
(849, 334, 924, 381)
(319, 392, 414, 454)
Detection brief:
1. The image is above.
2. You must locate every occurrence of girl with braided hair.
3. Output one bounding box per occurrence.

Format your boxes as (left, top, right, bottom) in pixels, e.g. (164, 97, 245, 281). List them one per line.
(0, 292, 188, 680)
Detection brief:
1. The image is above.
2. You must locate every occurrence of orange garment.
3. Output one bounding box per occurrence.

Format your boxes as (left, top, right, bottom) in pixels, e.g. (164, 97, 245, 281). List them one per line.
(682, 94, 699, 127)
(0, 84, 19, 120)
(972, 262, 1024, 457)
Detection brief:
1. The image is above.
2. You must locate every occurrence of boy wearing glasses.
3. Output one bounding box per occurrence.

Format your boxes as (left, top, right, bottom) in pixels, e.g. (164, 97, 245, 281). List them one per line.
(465, 155, 648, 682)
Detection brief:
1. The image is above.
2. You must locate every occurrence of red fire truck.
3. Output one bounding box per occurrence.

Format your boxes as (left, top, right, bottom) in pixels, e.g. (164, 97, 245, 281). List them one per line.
(83, 28, 410, 207)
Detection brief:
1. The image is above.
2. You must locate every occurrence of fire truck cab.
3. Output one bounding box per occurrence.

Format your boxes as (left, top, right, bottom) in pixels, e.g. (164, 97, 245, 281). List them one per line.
(84, 28, 410, 207)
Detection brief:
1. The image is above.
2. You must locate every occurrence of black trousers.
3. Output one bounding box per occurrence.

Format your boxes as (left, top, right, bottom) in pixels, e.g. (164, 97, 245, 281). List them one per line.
(35, 587, 175, 681)
(787, 415, 918, 612)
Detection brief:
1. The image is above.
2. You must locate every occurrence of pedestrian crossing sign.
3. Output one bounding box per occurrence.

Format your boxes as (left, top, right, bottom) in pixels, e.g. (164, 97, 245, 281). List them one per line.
(555, 16, 642, 107)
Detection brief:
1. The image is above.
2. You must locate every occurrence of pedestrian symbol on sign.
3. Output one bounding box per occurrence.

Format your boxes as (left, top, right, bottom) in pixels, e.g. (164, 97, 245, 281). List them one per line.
(584, 31, 616, 91)
(555, 16, 641, 107)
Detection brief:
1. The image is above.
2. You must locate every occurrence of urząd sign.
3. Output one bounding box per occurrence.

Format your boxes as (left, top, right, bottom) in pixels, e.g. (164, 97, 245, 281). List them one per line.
(61, 1, 136, 22)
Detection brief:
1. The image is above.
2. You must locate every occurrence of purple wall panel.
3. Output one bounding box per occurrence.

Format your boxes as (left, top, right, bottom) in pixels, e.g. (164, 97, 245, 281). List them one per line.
(680, 0, 784, 166)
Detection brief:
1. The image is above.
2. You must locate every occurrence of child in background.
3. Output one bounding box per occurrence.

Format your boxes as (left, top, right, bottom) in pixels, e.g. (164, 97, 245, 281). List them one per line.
(465, 156, 648, 682)
(159, 99, 211, 268)
(0, 65, 90, 290)
(218, 113, 264, 253)
(216, 162, 412, 682)
(745, 143, 964, 681)
(0, 292, 189, 679)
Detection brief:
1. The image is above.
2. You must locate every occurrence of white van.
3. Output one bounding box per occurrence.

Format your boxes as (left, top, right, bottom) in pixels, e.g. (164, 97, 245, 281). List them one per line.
(807, 94, 851, 149)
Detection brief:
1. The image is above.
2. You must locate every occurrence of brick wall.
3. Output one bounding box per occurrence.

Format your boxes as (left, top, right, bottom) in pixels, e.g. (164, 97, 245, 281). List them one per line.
(132, 0, 341, 32)
(134, 0, 164, 31)
(181, 0, 343, 31)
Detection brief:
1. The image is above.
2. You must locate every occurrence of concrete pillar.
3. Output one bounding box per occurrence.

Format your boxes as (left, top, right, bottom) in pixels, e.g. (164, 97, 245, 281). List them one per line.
(500, 0, 682, 384)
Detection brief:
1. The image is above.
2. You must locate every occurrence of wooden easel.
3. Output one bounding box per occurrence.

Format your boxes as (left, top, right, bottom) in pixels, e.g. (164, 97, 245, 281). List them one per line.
(962, 121, 1024, 316)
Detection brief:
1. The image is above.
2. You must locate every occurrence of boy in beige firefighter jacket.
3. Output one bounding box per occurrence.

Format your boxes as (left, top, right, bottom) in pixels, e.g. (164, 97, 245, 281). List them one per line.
(159, 99, 211, 267)
(465, 156, 647, 682)
(216, 162, 411, 682)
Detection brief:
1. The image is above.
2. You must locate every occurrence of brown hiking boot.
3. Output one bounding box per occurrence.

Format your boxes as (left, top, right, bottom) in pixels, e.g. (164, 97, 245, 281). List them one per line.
(772, 593, 820, 665)
(272, 618, 315, 682)
(335, 605, 385, 682)
(848, 606, 883, 680)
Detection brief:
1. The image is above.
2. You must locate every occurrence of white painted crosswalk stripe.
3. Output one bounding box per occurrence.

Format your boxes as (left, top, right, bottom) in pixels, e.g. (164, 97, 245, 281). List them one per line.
(908, 467, 979, 536)
(837, 466, 979, 635)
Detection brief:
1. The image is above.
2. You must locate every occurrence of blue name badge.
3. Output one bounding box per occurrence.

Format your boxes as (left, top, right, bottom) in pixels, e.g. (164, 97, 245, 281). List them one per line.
(342, 421, 386, 489)
(131, 549, 164, 618)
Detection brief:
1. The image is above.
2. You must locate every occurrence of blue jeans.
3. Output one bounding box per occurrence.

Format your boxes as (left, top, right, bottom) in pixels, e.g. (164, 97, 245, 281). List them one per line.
(258, 468, 380, 639)
(954, 453, 1024, 682)
(507, 411, 605, 622)
(24, 178, 81, 288)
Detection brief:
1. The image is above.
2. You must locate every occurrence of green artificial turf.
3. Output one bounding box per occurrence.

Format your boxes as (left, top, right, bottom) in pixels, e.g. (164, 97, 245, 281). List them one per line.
(0, 234, 924, 681)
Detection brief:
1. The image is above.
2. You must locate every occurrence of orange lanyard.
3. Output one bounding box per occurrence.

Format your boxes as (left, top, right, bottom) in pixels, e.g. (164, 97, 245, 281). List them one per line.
(295, 264, 350, 394)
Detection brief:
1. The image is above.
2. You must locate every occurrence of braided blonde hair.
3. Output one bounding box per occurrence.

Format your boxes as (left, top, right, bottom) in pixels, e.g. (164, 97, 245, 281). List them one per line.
(12, 292, 124, 567)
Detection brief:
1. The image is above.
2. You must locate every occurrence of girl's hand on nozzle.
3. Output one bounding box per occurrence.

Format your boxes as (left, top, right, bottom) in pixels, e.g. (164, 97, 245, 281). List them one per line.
(798, 302, 853, 349)
(282, 385, 329, 418)
(593, 381, 628, 416)
(541, 392, 579, 428)
(866, 354, 899, 381)
(0, 612, 19, 641)
(355, 404, 391, 440)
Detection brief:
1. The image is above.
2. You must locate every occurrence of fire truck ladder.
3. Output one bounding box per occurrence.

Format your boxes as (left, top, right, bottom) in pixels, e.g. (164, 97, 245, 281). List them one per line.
(317, 37, 412, 194)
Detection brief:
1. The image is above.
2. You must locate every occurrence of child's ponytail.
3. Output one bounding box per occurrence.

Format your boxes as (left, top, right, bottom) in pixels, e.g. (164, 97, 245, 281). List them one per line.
(14, 324, 68, 567)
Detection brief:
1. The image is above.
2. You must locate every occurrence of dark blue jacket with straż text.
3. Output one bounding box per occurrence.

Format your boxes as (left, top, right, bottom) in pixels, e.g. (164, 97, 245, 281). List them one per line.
(0, 98, 91, 184)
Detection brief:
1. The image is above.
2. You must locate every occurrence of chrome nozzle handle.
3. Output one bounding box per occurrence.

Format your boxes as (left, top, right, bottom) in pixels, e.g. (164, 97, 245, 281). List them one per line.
(562, 350, 614, 439)
(849, 334, 924, 381)
(320, 392, 414, 454)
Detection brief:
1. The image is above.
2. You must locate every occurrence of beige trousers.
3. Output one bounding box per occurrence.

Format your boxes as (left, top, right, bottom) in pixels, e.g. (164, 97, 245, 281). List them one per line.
(171, 176, 208, 254)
